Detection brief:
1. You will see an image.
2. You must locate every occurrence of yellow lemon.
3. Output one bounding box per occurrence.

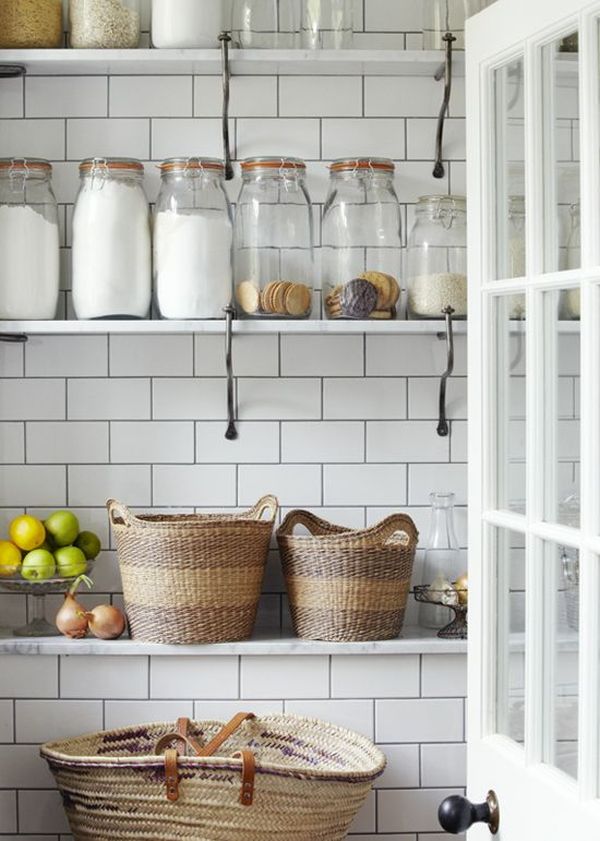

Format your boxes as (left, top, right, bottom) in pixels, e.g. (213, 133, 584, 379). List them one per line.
(0, 541, 22, 577)
(9, 515, 46, 552)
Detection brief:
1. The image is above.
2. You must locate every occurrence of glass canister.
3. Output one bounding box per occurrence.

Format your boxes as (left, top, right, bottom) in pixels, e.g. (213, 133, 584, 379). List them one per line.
(322, 158, 402, 320)
(419, 492, 464, 629)
(232, 0, 299, 48)
(152, 0, 223, 48)
(300, 0, 353, 49)
(154, 158, 233, 320)
(72, 158, 151, 320)
(234, 157, 314, 319)
(0, 159, 60, 320)
(69, 0, 141, 48)
(407, 195, 467, 320)
(561, 202, 580, 319)
(0, 0, 63, 47)
(422, 0, 487, 50)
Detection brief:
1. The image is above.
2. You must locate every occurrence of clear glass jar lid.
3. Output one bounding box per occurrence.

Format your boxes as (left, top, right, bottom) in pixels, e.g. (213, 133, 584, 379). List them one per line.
(417, 194, 466, 211)
(241, 156, 306, 173)
(159, 157, 225, 175)
(330, 157, 395, 174)
(79, 157, 145, 175)
(0, 158, 52, 176)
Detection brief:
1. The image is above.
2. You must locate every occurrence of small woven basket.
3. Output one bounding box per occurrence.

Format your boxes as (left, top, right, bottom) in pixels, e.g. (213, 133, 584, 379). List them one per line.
(41, 713, 385, 841)
(107, 495, 278, 645)
(277, 510, 418, 641)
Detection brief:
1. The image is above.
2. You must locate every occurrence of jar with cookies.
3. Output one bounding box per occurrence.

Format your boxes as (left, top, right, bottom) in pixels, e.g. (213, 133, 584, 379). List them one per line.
(234, 157, 314, 319)
(322, 159, 402, 320)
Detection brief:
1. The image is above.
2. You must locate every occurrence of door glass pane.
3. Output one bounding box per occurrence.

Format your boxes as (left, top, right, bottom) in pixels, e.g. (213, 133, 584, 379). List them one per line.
(543, 32, 580, 273)
(543, 539, 579, 779)
(494, 295, 526, 512)
(543, 289, 581, 526)
(494, 57, 526, 280)
(494, 527, 526, 745)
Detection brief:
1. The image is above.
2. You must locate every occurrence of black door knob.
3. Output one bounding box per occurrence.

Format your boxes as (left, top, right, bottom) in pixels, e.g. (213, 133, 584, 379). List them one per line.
(438, 790, 500, 835)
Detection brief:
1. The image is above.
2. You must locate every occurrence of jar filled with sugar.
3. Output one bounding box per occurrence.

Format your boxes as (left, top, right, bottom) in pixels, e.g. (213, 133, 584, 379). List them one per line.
(69, 0, 141, 48)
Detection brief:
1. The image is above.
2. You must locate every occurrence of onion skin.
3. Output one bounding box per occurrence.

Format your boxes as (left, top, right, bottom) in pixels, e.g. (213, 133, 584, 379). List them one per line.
(86, 605, 126, 640)
(56, 593, 89, 639)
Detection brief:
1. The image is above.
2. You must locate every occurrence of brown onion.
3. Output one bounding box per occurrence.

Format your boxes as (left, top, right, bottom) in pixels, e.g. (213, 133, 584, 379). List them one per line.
(86, 605, 126, 640)
(56, 574, 92, 639)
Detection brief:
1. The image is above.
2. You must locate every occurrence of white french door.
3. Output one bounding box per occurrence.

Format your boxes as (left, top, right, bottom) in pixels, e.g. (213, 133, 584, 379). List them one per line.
(466, 0, 600, 838)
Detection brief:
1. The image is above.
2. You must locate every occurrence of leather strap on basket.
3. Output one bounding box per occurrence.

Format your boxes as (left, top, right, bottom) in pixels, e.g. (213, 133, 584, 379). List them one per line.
(165, 748, 179, 802)
(233, 750, 256, 806)
(199, 712, 256, 757)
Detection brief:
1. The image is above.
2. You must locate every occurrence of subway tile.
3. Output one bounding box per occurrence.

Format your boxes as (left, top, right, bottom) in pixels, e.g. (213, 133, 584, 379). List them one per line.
(374, 744, 420, 788)
(0, 699, 13, 741)
(322, 119, 405, 159)
(279, 77, 362, 117)
(378, 789, 463, 834)
(68, 378, 151, 420)
(68, 465, 151, 506)
(26, 422, 109, 464)
(195, 334, 279, 377)
(109, 335, 193, 376)
(15, 696, 102, 744)
(324, 378, 406, 420)
(0, 593, 27, 629)
(408, 464, 468, 506)
(365, 0, 422, 31)
(324, 464, 407, 506)
(110, 76, 192, 117)
(150, 656, 238, 699)
(111, 421, 194, 463)
(366, 335, 467, 377)
(152, 118, 223, 159)
(236, 119, 320, 160)
(407, 118, 466, 161)
(280, 335, 364, 376)
(194, 699, 284, 719)
(450, 420, 468, 462)
(396, 161, 449, 203)
(26, 76, 107, 118)
(421, 654, 467, 697)
(153, 464, 237, 506)
(238, 464, 322, 507)
(238, 378, 321, 420)
(105, 700, 194, 730)
(285, 699, 374, 739)
(153, 378, 227, 420)
(0, 423, 24, 463)
(0, 791, 16, 833)
(0, 744, 55, 787)
(196, 422, 279, 463)
(18, 790, 70, 834)
(241, 655, 328, 699)
(0, 76, 23, 118)
(0, 466, 66, 506)
(376, 699, 464, 742)
(67, 118, 150, 159)
(331, 654, 419, 698)
(0, 379, 65, 420)
(0, 656, 57, 698)
(0, 343, 24, 377)
(281, 421, 364, 463)
(60, 656, 148, 699)
(194, 76, 278, 117)
(408, 377, 467, 420)
(366, 421, 449, 463)
(26, 335, 108, 377)
(365, 76, 442, 118)
(0, 119, 65, 159)
(350, 790, 376, 833)
(421, 742, 467, 787)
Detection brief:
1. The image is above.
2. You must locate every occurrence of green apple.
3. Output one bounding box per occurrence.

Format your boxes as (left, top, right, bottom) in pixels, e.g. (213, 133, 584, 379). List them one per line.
(44, 511, 80, 548)
(74, 531, 101, 561)
(54, 545, 87, 579)
(21, 549, 56, 582)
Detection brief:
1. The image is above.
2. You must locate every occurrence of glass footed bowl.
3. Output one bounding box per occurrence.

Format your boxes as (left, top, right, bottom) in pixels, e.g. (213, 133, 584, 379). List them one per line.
(0, 561, 95, 638)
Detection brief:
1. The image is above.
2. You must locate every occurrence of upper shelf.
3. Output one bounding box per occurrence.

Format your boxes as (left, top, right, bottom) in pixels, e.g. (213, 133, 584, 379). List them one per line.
(0, 48, 462, 77)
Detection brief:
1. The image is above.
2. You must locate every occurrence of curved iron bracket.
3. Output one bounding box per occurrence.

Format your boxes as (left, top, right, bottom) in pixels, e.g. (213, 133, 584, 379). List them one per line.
(219, 32, 234, 182)
(0, 65, 26, 78)
(437, 307, 455, 437)
(0, 333, 28, 343)
(224, 305, 238, 441)
(433, 32, 456, 179)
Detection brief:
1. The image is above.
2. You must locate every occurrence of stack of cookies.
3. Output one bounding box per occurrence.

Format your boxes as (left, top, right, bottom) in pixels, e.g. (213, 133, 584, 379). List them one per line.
(325, 271, 401, 320)
(236, 280, 312, 318)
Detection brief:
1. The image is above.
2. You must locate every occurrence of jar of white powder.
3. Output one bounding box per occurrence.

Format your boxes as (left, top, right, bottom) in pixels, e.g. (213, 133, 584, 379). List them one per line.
(152, 0, 224, 48)
(72, 158, 151, 320)
(69, 0, 141, 48)
(0, 159, 60, 321)
(154, 158, 233, 319)
(407, 195, 467, 320)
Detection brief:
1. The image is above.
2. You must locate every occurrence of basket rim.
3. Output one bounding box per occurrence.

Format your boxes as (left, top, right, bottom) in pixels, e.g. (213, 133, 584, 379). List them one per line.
(40, 713, 386, 783)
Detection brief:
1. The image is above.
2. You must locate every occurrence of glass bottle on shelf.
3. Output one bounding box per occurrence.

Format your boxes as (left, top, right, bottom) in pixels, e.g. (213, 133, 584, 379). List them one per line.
(300, 0, 353, 49)
(322, 158, 402, 320)
(232, 0, 299, 48)
(154, 158, 233, 320)
(422, 0, 489, 50)
(407, 195, 467, 320)
(0, 159, 60, 320)
(561, 202, 580, 319)
(419, 492, 463, 629)
(234, 157, 314, 319)
(69, 0, 141, 48)
(0, 0, 63, 48)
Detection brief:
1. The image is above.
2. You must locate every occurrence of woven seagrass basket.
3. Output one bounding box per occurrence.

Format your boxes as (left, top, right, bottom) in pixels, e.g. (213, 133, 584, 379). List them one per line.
(41, 712, 385, 841)
(107, 495, 278, 645)
(277, 510, 418, 641)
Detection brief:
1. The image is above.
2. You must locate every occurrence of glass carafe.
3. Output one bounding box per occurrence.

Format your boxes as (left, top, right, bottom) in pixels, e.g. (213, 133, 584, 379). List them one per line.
(232, 0, 299, 48)
(300, 0, 353, 49)
(419, 492, 463, 629)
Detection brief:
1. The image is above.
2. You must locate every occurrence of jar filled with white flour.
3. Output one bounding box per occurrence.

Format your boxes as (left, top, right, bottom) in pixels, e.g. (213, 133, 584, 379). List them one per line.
(152, 0, 224, 48)
(72, 158, 151, 320)
(407, 195, 467, 319)
(0, 159, 60, 320)
(69, 0, 141, 48)
(154, 158, 233, 319)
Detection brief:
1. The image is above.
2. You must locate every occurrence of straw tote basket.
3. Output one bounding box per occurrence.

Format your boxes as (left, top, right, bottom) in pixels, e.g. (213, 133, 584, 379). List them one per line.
(107, 495, 278, 644)
(41, 712, 386, 841)
(277, 510, 418, 641)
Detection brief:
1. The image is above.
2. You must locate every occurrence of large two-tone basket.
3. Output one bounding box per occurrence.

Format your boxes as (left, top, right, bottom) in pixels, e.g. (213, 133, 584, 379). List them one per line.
(277, 511, 418, 641)
(107, 495, 278, 644)
(41, 712, 386, 841)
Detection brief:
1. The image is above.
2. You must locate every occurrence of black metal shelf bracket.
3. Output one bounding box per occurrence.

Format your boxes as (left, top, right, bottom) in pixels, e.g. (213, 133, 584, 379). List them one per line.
(436, 306, 455, 437)
(433, 32, 456, 179)
(0, 333, 28, 343)
(0, 65, 26, 78)
(219, 31, 234, 182)
(224, 305, 238, 441)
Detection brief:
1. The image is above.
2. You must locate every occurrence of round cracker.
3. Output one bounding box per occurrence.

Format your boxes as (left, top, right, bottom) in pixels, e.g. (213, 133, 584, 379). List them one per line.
(274, 281, 292, 314)
(359, 271, 395, 309)
(285, 283, 312, 317)
(236, 281, 260, 314)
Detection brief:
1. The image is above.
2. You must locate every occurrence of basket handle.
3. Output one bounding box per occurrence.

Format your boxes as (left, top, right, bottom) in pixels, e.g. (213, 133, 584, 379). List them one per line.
(155, 713, 256, 759)
(278, 509, 349, 537)
(246, 495, 278, 523)
(106, 499, 136, 528)
(375, 514, 419, 547)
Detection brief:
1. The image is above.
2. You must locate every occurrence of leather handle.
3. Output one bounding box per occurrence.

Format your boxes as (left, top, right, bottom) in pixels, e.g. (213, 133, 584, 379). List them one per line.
(233, 750, 256, 806)
(165, 748, 179, 802)
(199, 712, 256, 757)
(156, 713, 256, 759)
(155, 732, 203, 757)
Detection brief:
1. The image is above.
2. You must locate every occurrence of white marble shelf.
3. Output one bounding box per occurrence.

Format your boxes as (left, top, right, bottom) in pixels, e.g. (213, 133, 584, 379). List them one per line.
(0, 626, 467, 656)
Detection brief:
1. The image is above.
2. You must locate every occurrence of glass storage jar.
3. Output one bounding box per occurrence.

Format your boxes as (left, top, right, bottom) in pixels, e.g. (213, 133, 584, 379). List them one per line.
(0, 159, 60, 320)
(152, 0, 223, 48)
(70, 0, 141, 48)
(232, 0, 298, 48)
(322, 158, 402, 320)
(72, 158, 151, 320)
(0, 0, 63, 47)
(154, 158, 233, 320)
(422, 0, 487, 50)
(407, 195, 467, 319)
(300, 0, 353, 49)
(234, 157, 314, 319)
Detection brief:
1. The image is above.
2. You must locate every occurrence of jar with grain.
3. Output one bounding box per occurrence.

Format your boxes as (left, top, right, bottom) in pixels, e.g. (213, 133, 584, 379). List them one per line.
(407, 195, 467, 319)
(69, 0, 141, 48)
(0, 159, 60, 320)
(234, 158, 314, 320)
(0, 0, 63, 48)
(72, 159, 151, 320)
(154, 158, 233, 320)
(152, 0, 224, 48)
